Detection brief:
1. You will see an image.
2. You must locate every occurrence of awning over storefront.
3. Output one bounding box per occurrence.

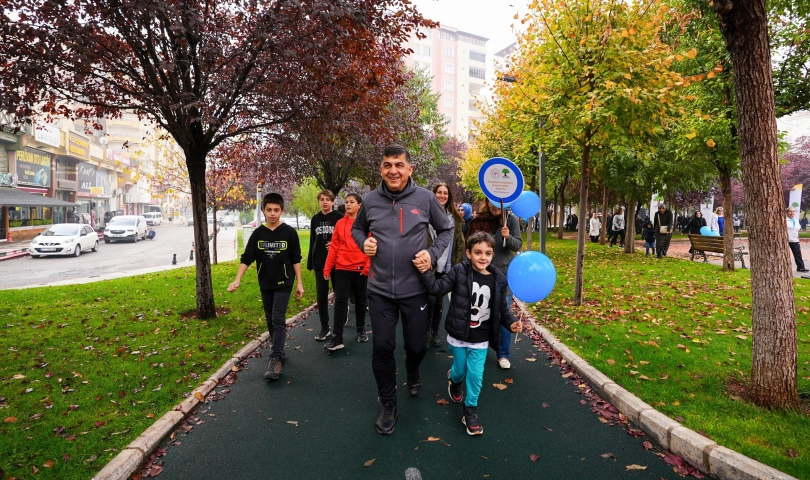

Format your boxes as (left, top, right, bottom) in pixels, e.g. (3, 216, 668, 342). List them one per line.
(0, 187, 77, 207)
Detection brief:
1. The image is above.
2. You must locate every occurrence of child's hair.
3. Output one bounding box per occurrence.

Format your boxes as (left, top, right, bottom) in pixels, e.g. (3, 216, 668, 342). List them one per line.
(262, 193, 284, 210)
(466, 230, 495, 250)
(345, 193, 363, 204)
(318, 189, 336, 201)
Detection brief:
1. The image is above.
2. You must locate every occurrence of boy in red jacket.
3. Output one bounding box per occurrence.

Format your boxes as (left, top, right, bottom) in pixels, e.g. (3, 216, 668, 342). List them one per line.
(323, 194, 370, 350)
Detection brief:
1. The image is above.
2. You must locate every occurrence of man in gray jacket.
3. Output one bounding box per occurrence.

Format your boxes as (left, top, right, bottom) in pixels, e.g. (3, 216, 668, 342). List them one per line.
(352, 144, 453, 435)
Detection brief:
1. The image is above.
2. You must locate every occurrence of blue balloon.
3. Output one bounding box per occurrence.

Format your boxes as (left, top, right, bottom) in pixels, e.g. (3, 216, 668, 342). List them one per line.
(511, 191, 541, 219)
(709, 231, 721, 236)
(507, 251, 557, 303)
(700, 226, 712, 236)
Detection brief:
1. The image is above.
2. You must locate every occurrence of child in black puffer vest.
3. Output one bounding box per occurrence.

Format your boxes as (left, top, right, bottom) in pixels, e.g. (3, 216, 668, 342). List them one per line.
(642, 220, 656, 256)
(415, 231, 522, 436)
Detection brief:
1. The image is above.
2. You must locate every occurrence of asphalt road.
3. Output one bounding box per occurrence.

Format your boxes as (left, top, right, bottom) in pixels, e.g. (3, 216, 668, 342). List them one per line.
(0, 223, 221, 289)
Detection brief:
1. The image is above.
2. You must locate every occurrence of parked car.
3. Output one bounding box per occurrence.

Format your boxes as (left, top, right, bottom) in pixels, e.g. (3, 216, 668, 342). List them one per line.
(187, 217, 194, 226)
(103, 215, 147, 243)
(144, 212, 163, 226)
(280, 216, 310, 229)
(29, 224, 100, 258)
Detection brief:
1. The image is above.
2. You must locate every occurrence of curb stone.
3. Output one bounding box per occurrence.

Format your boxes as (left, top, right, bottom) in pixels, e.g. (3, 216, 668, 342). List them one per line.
(515, 299, 796, 480)
(92, 297, 323, 480)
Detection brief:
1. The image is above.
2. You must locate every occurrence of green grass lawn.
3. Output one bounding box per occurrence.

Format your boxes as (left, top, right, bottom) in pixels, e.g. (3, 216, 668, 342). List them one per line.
(524, 234, 810, 478)
(0, 230, 315, 479)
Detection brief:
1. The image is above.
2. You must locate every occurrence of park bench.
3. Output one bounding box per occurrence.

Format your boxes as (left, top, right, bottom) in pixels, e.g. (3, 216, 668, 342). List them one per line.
(687, 234, 748, 269)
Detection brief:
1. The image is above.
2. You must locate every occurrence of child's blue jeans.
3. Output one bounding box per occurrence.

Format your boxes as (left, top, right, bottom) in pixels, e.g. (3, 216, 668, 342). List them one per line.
(448, 343, 487, 407)
(644, 241, 655, 255)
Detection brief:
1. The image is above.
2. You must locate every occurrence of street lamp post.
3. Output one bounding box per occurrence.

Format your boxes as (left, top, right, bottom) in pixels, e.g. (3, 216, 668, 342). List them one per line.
(499, 75, 547, 254)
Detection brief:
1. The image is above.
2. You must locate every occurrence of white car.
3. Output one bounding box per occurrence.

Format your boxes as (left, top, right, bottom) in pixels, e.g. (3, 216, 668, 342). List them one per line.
(144, 212, 163, 226)
(104, 215, 147, 243)
(29, 224, 100, 258)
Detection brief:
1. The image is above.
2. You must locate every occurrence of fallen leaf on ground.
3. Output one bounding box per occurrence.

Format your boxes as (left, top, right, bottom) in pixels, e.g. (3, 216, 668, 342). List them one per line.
(286, 421, 298, 426)
(4, 416, 18, 423)
(626, 464, 647, 471)
(504, 378, 514, 384)
(788, 448, 798, 458)
(530, 454, 540, 461)
(601, 453, 617, 460)
(364, 458, 376, 467)
(436, 398, 449, 405)
(525, 358, 537, 362)
(194, 392, 204, 402)
(561, 372, 574, 379)
(427, 436, 441, 442)
(543, 426, 553, 432)
(542, 403, 550, 408)
(736, 335, 748, 340)
(639, 375, 651, 381)
(606, 358, 616, 365)
(43, 460, 55, 468)
(598, 417, 610, 424)
(642, 441, 653, 450)
(493, 383, 507, 390)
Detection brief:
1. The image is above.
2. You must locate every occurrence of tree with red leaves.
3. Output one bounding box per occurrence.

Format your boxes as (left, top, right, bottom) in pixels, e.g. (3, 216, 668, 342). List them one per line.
(0, 0, 433, 318)
(781, 137, 810, 209)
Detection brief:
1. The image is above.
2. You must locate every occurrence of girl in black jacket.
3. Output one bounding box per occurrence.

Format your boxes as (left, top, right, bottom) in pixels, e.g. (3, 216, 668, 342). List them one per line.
(416, 231, 522, 436)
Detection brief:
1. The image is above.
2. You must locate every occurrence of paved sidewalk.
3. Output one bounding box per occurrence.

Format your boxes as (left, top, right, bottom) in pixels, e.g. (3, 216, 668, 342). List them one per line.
(150, 302, 677, 479)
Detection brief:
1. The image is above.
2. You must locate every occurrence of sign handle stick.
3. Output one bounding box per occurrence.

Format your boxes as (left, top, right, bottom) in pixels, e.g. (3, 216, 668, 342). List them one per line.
(500, 198, 507, 247)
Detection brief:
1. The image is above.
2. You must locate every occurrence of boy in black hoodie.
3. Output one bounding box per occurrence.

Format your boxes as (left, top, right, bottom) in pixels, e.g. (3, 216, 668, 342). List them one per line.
(642, 220, 656, 256)
(228, 193, 304, 381)
(308, 189, 343, 341)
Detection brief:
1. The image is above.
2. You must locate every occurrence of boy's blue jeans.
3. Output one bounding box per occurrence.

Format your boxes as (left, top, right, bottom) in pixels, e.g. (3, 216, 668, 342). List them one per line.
(644, 241, 655, 255)
(448, 343, 487, 407)
(497, 294, 513, 359)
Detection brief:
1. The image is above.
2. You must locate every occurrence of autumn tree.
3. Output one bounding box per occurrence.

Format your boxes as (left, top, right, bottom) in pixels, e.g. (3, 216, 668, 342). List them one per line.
(712, 0, 799, 408)
(0, 0, 432, 318)
(503, 0, 690, 305)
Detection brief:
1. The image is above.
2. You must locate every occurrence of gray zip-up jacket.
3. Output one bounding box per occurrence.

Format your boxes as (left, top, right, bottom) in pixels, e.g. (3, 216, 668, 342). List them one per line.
(352, 178, 452, 299)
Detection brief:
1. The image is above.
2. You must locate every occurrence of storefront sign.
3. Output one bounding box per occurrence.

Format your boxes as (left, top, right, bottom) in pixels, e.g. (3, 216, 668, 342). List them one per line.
(67, 132, 90, 160)
(90, 143, 104, 159)
(106, 149, 130, 166)
(15, 148, 51, 187)
(34, 123, 61, 148)
(90, 186, 104, 195)
(78, 161, 97, 194)
(0, 172, 18, 188)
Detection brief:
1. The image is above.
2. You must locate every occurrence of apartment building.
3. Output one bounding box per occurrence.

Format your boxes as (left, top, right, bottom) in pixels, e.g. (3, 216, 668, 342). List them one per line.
(404, 26, 489, 140)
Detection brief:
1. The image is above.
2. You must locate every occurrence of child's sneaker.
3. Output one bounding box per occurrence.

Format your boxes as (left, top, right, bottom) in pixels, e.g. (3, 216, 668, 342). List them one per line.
(462, 406, 483, 435)
(264, 357, 282, 381)
(324, 336, 344, 351)
(315, 327, 331, 341)
(357, 331, 369, 343)
(448, 370, 463, 403)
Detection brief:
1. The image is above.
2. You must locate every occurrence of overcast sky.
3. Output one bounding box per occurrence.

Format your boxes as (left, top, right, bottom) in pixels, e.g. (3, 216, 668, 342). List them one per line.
(411, 0, 528, 53)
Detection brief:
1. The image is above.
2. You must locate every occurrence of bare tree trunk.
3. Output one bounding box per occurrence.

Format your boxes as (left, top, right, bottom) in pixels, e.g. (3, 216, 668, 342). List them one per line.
(574, 144, 591, 306)
(624, 198, 638, 254)
(188, 155, 217, 319)
(714, 0, 798, 408)
(558, 175, 567, 240)
(600, 185, 609, 245)
(720, 168, 734, 271)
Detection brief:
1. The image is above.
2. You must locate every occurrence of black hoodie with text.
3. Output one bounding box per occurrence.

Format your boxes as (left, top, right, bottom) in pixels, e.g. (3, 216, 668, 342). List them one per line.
(241, 223, 302, 291)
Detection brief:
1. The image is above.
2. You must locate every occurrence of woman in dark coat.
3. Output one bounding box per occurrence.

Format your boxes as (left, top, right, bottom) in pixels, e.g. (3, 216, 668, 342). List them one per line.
(685, 211, 707, 255)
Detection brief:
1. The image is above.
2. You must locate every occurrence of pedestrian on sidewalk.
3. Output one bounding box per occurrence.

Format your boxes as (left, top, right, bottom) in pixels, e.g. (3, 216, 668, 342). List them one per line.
(710, 207, 724, 235)
(322, 194, 370, 351)
(685, 211, 707, 256)
(228, 193, 304, 381)
(610, 207, 625, 248)
(466, 198, 522, 369)
(351, 144, 453, 435)
(787, 207, 808, 273)
(642, 219, 656, 256)
(588, 212, 601, 243)
(415, 231, 523, 436)
(653, 204, 673, 258)
(427, 182, 466, 348)
(308, 189, 343, 342)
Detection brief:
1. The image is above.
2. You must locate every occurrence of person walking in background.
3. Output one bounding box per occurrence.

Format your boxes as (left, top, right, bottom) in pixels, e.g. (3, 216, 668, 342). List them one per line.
(610, 207, 625, 248)
(351, 144, 452, 435)
(228, 193, 304, 381)
(653, 204, 674, 258)
(461, 203, 474, 236)
(428, 183, 466, 347)
(415, 231, 523, 436)
(322, 194, 370, 351)
(642, 219, 656, 256)
(466, 198, 522, 369)
(588, 212, 601, 243)
(710, 207, 724, 235)
(308, 189, 343, 342)
(733, 213, 741, 233)
(787, 207, 808, 273)
(800, 214, 808, 232)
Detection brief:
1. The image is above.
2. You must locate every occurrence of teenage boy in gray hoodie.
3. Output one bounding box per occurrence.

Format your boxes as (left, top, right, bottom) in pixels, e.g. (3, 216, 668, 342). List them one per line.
(352, 144, 453, 435)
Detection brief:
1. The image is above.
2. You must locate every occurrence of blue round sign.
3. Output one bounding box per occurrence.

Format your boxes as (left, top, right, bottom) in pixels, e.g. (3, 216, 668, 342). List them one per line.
(478, 157, 524, 204)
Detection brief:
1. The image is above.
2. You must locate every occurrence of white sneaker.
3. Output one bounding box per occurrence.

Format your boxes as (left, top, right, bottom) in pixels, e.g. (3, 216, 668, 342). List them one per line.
(498, 358, 511, 369)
